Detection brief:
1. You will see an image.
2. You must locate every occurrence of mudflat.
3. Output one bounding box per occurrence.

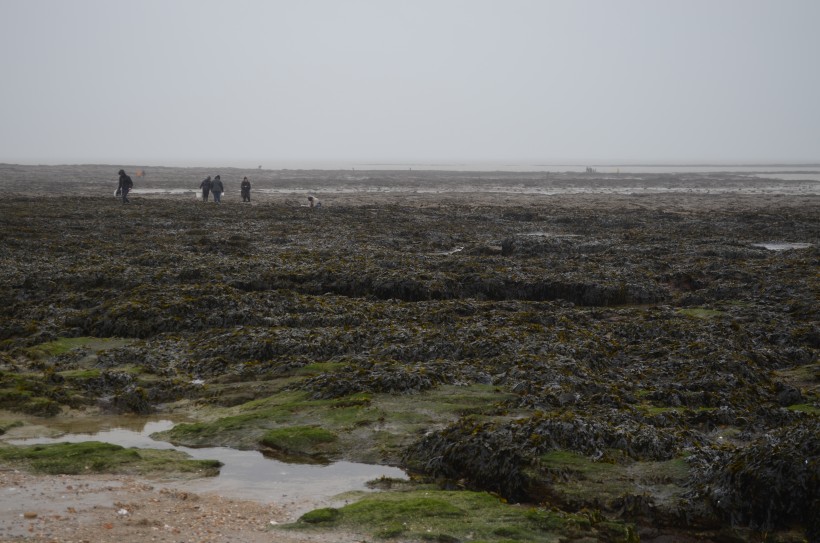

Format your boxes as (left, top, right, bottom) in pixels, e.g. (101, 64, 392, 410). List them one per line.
(0, 164, 818, 542)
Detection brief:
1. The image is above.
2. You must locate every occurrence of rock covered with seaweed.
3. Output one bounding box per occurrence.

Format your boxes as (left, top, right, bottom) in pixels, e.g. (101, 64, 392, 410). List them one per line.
(0, 175, 817, 542)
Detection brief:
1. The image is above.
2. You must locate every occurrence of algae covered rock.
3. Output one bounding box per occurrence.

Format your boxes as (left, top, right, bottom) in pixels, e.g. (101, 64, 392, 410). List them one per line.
(688, 419, 819, 536)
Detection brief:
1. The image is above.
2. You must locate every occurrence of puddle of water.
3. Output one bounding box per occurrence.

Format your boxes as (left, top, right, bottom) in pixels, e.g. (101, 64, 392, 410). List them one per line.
(522, 232, 582, 237)
(431, 246, 464, 255)
(130, 188, 198, 195)
(7, 419, 407, 508)
(751, 242, 812, 251)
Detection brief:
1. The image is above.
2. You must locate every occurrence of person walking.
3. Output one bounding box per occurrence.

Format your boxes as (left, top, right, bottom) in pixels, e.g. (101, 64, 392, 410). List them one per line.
(200, 176, 212, 201)
(240, 176, 251, 202)
(117, 169, 133, 204)
(211, 175, 224, 203)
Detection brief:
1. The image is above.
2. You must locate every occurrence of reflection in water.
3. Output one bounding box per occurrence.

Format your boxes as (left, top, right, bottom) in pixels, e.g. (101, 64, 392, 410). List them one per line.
(9, 418, 407, 506)
(752, 242, 812, 251)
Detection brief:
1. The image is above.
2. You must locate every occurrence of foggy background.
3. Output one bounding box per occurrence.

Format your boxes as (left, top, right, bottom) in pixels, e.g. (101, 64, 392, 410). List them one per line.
(1, 0, 818, 168)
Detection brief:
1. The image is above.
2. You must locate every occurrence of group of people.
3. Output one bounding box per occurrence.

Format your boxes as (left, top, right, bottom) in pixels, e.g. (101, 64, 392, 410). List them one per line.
(116, 169, 320, 208)
(199, 175, 253, 203)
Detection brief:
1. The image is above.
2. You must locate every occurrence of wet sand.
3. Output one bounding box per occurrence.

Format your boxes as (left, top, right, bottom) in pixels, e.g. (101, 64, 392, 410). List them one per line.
(0, 469, 363, 543)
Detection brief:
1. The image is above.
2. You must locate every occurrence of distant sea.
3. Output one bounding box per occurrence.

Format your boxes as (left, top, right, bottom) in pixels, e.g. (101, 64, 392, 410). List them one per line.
(1, 162, 818, 196)
(216, 162, 820, 180)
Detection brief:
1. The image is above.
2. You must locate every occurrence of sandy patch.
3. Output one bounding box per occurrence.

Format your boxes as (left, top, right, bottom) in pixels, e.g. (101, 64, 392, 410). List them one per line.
(0, 469, 361, 543)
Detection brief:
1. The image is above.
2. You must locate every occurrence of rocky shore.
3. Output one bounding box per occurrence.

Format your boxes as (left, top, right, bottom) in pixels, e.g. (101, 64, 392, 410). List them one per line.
(0, 165, 817, 542)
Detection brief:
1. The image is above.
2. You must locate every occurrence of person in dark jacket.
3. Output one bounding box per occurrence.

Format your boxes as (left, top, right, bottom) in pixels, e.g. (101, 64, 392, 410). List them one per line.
(211, 175, 224, 203)
(241, 177, 251, 202)
(117, 169, 133, 204)
(200, 176, 212, 201)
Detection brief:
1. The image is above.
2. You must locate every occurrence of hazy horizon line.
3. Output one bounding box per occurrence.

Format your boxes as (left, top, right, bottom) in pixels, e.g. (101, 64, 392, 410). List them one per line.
(3, 159, 820, 170)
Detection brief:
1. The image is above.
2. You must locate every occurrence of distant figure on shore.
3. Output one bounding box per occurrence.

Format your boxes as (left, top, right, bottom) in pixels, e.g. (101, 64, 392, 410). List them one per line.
(211, 175, 224, 203)
(241, 177, 251, 202)
(116, 169, 133, 204)
(200, 176, 212, 201)
(307, 195, 321, 208)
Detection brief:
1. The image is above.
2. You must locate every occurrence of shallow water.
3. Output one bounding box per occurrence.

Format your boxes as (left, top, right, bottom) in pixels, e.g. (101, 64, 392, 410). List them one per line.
(8, 419, 407, 507)
(131, 188, 197, 195)
(751, 173, 820, 181)
(160, 161, 820, 174)
(431, 246, 464, 255)
(130, 183, 820, 197)
(752, 242, 813, 251)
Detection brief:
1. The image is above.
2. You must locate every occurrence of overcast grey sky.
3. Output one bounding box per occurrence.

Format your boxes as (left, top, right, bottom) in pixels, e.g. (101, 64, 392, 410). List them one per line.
(1, 0, 818, 167)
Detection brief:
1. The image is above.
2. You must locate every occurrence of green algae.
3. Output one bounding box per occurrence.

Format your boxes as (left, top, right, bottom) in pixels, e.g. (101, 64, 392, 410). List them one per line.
(25, 337, 132, 358)
(57, 369, 102, 380)
(157, 384, 511, 463)
(259, 425, 338, 458)
(290, 488, 637, 543)
(298, 507, 341, 524)
(0, 441, 221, 476)
(0, 419, 24, 435)
(0, 371, 65, 416)
(786, 403, 820, 414)
(535, 450, 690, 511)
(676, 308, 726, 319)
